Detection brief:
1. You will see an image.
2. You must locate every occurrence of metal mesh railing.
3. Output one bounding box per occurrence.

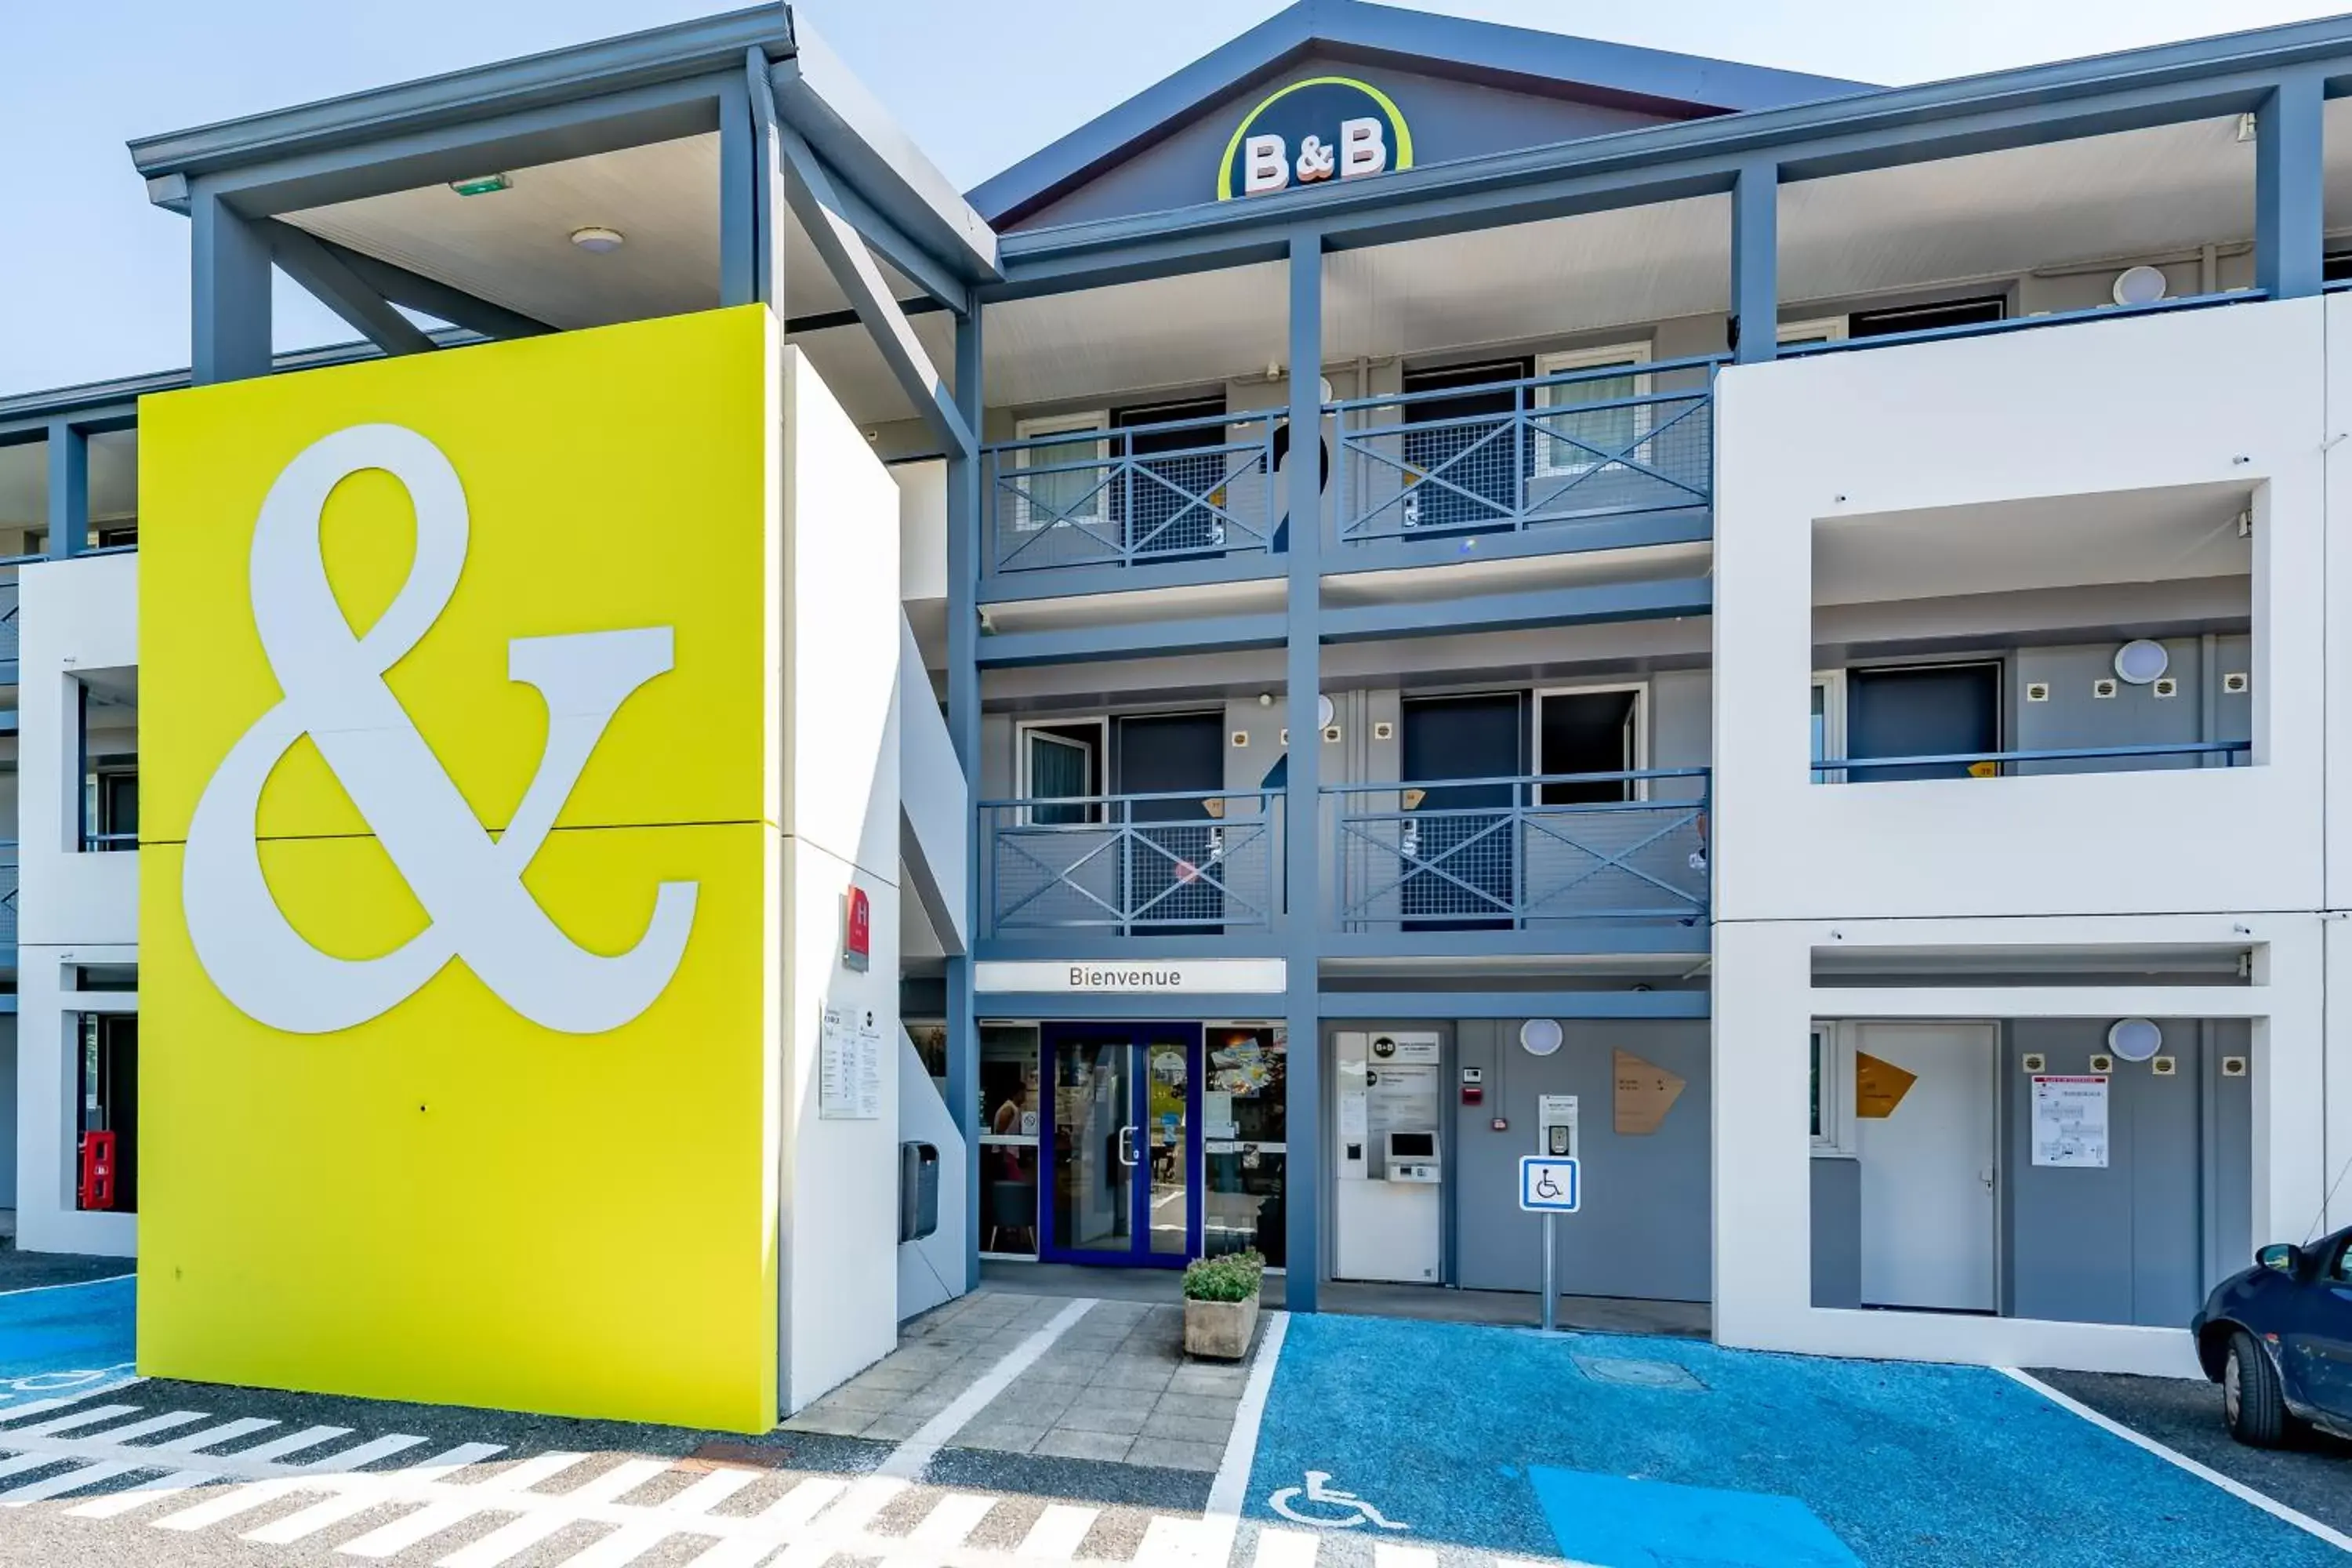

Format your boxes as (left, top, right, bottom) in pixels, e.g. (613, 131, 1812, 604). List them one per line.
(0, 841, 17, 947)
(983, 789, 1280, 932)
(1328, 770, 1708, 930)
(1334, 358, 1720, 546)
(984, 412, 1281, 574)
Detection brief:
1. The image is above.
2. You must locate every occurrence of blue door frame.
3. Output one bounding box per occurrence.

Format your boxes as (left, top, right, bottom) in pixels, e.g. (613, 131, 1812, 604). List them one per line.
(1039, 1022, 1204, 1268)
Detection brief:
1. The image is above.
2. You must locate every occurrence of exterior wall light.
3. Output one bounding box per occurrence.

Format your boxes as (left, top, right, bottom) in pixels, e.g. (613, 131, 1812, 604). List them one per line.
(1519, 1018, 1563, 1057)
(2111, 264, 2168, 307)
(2107, 1018, 2162, 1062)
(571, 227, 626, 254)
(2113, 639, 2169, 684)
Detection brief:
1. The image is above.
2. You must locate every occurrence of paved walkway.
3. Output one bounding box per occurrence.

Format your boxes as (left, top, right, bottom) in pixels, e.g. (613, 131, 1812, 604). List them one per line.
(784, 1291, 1256, 1472)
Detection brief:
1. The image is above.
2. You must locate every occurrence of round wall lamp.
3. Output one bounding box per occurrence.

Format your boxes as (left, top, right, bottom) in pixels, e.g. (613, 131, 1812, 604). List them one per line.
(2114, 639, 2169, 685)
(570, 226, 626, 254)
(2112, 264, 2169, 307)
(2108, 1017, 2163, 1062)
(1519, 1018, 1563, 1057)
(1316, 694, 1336, 730)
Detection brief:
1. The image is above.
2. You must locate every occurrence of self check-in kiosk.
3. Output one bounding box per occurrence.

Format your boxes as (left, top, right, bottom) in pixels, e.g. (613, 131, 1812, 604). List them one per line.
(1334, 1029, 1444, 1282)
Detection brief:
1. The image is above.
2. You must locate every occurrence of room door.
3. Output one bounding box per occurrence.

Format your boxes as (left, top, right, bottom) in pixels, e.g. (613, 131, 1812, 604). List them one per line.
(1854, 1022, 1998, 1311)
(1399, 693, 1524, 927)
(1846, 663, 2000, 781)
(1040, 1023, 1202, 1266)
(1117, 713, 1227, 934)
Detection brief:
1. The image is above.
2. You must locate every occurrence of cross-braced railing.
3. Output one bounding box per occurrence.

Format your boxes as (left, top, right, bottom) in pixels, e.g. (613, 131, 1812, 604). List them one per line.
(983, 789, 1280, 933)
(0, 840, 18, 949)
(0, 581, 18, 668)
(983, 410, 1282, 575)
(1334, 357, 1721, 546)
(1327, 769, 1708, 931)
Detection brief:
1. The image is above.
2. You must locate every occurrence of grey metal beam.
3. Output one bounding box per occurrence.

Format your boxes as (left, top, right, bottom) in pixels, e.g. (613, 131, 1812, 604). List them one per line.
(1323, 925, 1711, 960)
(1320, 991, 1709, 1020)
(746, 49, 787, 308)
(1327, 509, 1711, 578)
(978, 553, 1287, 604)
(1319, 576, 1713, 642)
(2256, 67, 2328, 299)
(718, 69, 757, 309)
(1283, 226, 1323, 1316)
(191, 188, 272, 385)
(976, 934, 1286, 962)
(946, 301, 985, 1294)
(321, 240, 557, 340)
(45, 421, 87, 560)
(261, 221, 437, 358)
(975, 612, 1289, 667)
(773, 118, 975, 459)
(1730, 159, 1778, 363)
(971, 992, 1285, 1022)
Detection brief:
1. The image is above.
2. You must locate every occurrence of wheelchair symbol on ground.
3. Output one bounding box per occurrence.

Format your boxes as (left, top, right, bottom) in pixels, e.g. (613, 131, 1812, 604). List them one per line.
(1269, 1469, 1412, 1531)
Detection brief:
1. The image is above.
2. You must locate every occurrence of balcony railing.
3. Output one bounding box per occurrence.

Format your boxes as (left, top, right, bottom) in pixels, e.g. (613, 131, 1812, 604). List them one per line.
(0, 840, 16, 948)
(983, 410, 1282, 575)
(1334, 357, 1720, 546)
(1815, 739, 2252, 782)
(1328, 768, 1709, 931)
(983, 789, 1281, 934)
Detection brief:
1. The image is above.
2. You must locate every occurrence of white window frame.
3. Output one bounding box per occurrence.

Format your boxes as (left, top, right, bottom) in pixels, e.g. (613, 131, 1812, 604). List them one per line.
(1016, 716, 1109, 824)
(1533, 343, 1653, 478)
(1812, 1021, 1858, 1156)
(1810, 670, 1847, 784)
(1013, 411, 1109, 533)
(1778, 316, 1849, 350)
(1534, 681, 1650, 800)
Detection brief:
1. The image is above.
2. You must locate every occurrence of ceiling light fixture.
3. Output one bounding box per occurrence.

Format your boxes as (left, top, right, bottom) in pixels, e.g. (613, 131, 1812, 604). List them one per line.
(448, 173, 510, 196)
(571, 226, 626, 254)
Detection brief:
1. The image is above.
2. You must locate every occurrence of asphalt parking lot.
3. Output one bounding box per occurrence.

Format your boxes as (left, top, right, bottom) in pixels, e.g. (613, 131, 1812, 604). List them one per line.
(0, 1269, 2347, 1567)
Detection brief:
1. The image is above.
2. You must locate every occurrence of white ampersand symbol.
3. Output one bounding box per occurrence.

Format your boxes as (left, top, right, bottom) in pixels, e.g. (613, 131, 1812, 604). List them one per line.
(1295, 133, 1335, 182)
(183, 423, 698, 1036)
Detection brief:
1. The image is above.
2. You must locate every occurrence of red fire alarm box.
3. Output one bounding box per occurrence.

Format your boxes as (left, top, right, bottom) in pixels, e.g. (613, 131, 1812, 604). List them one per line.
(843, 884, 872, 972)
(78, 1131, 116, 1212)
(1460, 1065, 1485, 1105)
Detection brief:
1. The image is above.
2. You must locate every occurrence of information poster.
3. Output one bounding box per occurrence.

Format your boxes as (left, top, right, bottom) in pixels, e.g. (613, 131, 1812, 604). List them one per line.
(820, 1005, 884, 1120)
(2031, 1074, 2109, 1168)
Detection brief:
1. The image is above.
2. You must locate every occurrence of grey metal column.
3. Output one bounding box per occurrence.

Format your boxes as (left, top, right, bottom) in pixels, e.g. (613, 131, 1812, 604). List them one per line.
(718, 68, 758, 309)
(1283, 228, 1323, 1312)
(45, 420, 86, 560)
(191, 189, 273, 386)
(1729, 159, 1779, 365)
(947, 299, 985, 1293)
(2256, 70, 2327, 301)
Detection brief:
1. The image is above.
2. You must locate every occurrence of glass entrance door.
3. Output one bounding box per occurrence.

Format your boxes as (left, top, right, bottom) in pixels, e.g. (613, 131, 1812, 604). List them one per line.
(1041, 1023, 1201, 1266)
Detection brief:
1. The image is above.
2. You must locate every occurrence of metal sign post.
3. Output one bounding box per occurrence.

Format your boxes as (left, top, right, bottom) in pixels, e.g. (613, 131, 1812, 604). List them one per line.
(1518, 1155, 1580, 1334)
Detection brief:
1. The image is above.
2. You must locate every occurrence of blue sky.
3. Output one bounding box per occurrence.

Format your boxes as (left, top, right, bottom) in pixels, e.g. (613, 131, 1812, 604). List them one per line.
(0, 0, 2339, 397)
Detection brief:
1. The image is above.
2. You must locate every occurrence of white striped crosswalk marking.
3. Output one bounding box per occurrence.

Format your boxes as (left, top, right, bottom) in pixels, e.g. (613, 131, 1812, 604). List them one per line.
(153, 1432, 432, 1531)
(1136, 1515, 1232, 1568)
(0, 1393, 134, 1427)
(433, 1457, 670, 1568)
(71, 1410, 209, 1446)
(0, 1460, 147, 1505)
(237, 1425, 354, 1461)
(5, 1403, 140, 1438)
(1373, 1545, 1437, 1568)
(64, 1418, 302, 1519)
(537, 1466, 761, 1568)
(1019, 1503, 1099, 1561)
(1250, 1528, 1320, 1568)
(909, 1490, 999, 1546)
(678, 1477, 848, 1568)
(242, 1442, 506, 1544)
(335, 1450, 593, 1558)
(770, 1475, 909, 1568)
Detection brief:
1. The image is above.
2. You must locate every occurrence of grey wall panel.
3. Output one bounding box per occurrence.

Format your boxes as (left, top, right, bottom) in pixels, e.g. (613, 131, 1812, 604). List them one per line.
(981, 713, 1015, 798)
(1453, 1019, 1710, 1302)
(2006, 1018, 2213, 1327)
(2208, 1019, 2254, 1284)
(2013, 640, 2205, 772)
(1013, 60, 1679, 231)
(1809, 1156, 1860, 1309)
(1650, 669, 1711, 799)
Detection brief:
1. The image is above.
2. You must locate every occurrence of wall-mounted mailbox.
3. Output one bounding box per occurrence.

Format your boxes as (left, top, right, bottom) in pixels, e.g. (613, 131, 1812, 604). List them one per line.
(899, 1141, 939, 1243)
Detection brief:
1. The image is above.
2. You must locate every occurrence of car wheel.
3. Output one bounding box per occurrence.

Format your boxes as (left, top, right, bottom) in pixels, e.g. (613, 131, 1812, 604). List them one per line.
(2225, 1330, 2288, 1447)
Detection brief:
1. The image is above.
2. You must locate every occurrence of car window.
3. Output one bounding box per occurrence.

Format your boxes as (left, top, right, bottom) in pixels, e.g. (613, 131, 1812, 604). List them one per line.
(2332, 1242, 2352, 1286)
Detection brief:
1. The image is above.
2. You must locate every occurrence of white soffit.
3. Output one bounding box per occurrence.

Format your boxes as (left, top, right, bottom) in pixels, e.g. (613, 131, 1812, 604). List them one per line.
(1812, 483, 2255, 606)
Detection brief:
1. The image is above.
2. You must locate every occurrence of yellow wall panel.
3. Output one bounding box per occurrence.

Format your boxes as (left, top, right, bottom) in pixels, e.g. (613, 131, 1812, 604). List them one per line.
(136, 307, 785, 1431)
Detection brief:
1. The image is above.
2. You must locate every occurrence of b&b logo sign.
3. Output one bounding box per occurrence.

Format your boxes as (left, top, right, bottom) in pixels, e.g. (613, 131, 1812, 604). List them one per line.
(1218, 75, 1413, 200)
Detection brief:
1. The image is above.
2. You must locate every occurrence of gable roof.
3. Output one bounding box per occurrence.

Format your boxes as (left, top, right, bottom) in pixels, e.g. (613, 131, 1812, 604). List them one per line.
(967, 0, 1872, 227)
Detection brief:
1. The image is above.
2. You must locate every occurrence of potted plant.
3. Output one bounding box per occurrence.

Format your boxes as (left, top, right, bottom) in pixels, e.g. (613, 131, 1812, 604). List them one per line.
(1182, 1250, 1264, 1359)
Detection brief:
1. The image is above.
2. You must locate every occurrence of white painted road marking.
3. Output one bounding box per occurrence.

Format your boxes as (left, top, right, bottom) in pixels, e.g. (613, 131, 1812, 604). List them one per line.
(1019, 1502, 1099, 1560)
(245, 1440, 509, 1544)
(879, 1297, 1098, 1479)
(336, 1449, 593, 1557)
(434, 1457, 671, 1568)
(1207, 1309, 1287, 1520)
(1999, 1367, 2352, 1553)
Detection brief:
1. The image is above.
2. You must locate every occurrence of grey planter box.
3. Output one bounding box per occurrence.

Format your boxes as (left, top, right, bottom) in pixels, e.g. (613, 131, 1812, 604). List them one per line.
(1184, 1290, 1260, 1360)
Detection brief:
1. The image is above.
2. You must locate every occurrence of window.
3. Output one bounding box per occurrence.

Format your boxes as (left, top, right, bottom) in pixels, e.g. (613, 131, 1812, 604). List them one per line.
(1778, 317, 1848, 350)
(85, 760, 137, 852)
(978, 1024, 1040, 1258)
(1013, 412, 1109, 534)
(1810, 673, 1846, 784)
(1018, 718, 1105, 826)
(1811, 1023, 1855, 1155)
(1534, 343, 1651, 477)
(1846, 295, 2006, 339)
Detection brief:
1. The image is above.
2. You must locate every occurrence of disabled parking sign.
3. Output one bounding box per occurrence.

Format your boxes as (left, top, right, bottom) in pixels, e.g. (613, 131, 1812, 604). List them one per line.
(1519, 1155, 1579, 1211)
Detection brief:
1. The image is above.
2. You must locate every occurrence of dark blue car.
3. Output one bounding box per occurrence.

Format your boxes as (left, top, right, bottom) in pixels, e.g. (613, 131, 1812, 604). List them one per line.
(2193, 1226, 2352, 1446)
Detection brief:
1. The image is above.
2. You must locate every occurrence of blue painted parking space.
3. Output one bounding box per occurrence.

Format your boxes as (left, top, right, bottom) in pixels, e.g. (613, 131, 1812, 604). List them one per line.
(0, 1275, 137, 1411)
(1243, 1315, 2345, 1568)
